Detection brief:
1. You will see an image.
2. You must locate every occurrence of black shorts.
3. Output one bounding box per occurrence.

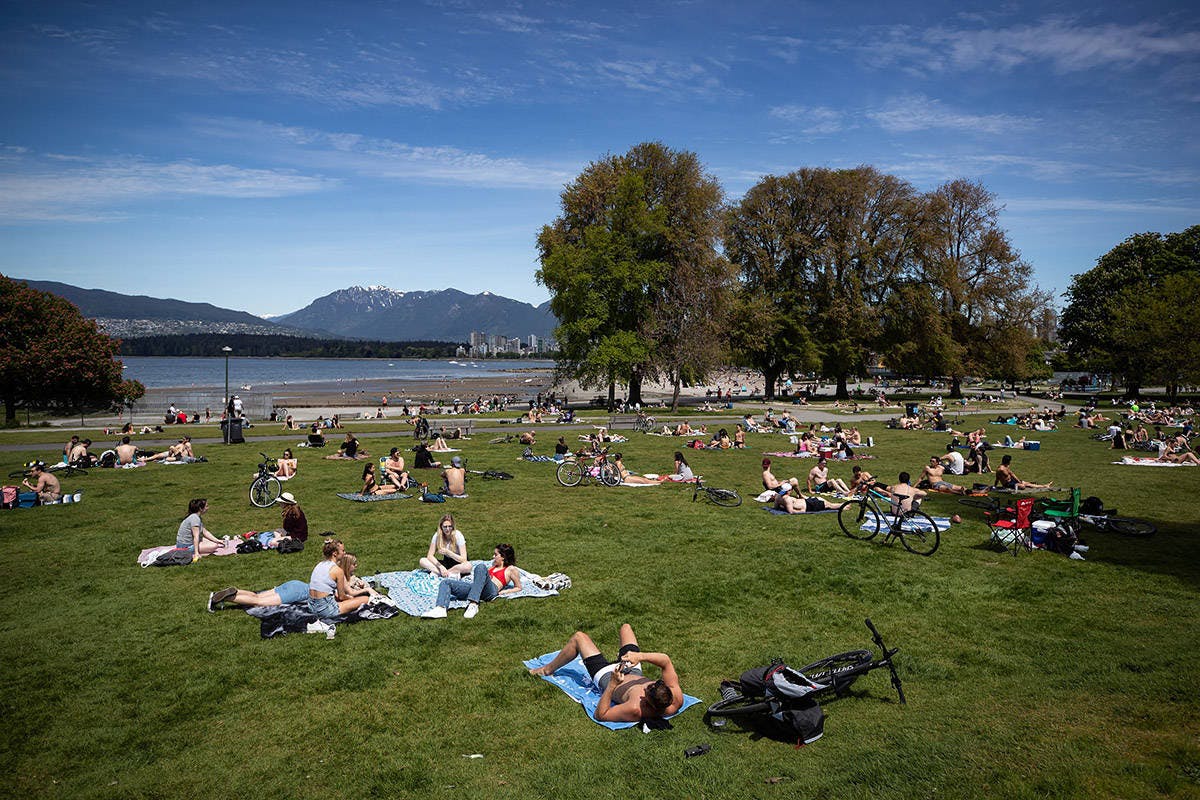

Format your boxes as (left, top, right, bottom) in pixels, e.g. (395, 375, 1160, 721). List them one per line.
(438, 556, 457, 571)
(583, 644, 641, 679)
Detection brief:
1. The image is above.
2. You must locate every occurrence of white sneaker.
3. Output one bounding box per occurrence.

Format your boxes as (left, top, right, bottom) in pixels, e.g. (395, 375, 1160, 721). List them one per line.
(421, 606, 447, 619)
(306, 620, 332, 634)
(1069, 551, 1085, 561)
(1073, 544, 1089, 553)
(463, 602, 479, 619)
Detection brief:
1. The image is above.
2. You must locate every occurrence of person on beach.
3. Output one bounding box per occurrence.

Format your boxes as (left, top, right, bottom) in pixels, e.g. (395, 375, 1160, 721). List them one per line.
(22, 462, 62, 504)
(994, 455, 1054, 491)
(612, 453, 660, 485)
(359, 463, 399, 496)
(420, 543, 522, 620)
(441, 456, 467, 496)
(761, 458, 797, 493)
(419, 514, 471, 577)
(528, 623, 684, 723)
(176, 498, 227, 562)
(307, 539, 372, 619)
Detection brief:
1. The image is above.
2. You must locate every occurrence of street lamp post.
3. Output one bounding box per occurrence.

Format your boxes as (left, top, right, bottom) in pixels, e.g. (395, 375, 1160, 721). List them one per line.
(222, 346, 232, 443)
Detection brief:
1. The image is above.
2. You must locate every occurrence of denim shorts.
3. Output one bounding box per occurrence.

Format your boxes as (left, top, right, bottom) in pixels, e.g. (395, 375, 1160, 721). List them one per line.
(275, 580, 309, 605)
(308, 594, 339, 619)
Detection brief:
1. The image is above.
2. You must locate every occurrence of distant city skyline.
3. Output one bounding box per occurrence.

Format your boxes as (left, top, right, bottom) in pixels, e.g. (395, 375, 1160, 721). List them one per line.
(2, 1, 1197, 316)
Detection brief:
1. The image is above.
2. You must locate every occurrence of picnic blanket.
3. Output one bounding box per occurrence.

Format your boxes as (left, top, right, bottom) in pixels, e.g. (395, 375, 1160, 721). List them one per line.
(522, 652, 701, 731)
(762, 505, 838, 515)
(244, 595, 402, 638)
(336, 492, 414, 502)
(617, 482, 661, 488)
(1113, 457, 1194, 467)
(764, 451, 876, 461)
(861, 510, 952, 533)
(366, 564, 558, 617)
(137, 538, 239, 567)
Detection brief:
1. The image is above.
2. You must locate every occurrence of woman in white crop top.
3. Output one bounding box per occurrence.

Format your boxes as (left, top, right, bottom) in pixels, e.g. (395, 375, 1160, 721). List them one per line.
(308, 539, 372, 619)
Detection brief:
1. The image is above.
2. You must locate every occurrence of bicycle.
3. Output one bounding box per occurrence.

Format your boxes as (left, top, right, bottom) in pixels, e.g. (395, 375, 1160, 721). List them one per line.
(960, 495, 1156, 537)
(249, 453, 282, 507)
(838, 482, 940, 555)
(9, 460, 88, 479)
(705, 619, 905, 727)
(556, 448, 621, 487)
(632, 415, 656, 434)
(691, 476, 742, 507)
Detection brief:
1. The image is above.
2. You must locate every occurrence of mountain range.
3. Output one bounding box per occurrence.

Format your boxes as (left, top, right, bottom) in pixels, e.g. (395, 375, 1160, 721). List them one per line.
(11, 277, 556, 342)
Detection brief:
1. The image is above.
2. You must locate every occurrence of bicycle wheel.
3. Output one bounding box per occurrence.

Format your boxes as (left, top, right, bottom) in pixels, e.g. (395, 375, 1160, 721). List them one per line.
(1105, 517, 1157, 537)
(249, 476, 282, 507)
(838, 500, 879, 540)
(599, 461, 622, 487)
(799, 650, 874, 692)
(556, 461, 584, 487)
(705, 694, 773, 721)
(957, 495, 998, 511)
(897, 510, 941, 556)
(64, 466, 87, 477)
(8, 469, 29, 479)
(707, 487, 742, 507)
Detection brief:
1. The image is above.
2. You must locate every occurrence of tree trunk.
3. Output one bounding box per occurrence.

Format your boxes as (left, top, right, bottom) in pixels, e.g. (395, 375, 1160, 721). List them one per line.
(628, 369, 644, 407)
(4, 392, 15, 426)
(607, 380, 616, 411)
(762, 367, 779, 400)
(1123, 381, 1140, 400)
(670, 375, 682, 412)
(949, 375, 963, 399)
(835, 373, 849, 400)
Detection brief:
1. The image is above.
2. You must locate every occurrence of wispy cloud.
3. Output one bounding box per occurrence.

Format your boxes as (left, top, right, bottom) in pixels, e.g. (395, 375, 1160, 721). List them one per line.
(0, 151, 335, 223)
(191, 117, 574, 189)
(881, 151, 1199, 187)
(590, 58, 729, 98)
(768, 104, 845, 134)
(1003, 197, 1200, 215)
(867, 94, 1036, 134)
(843, 18, 1200, 75)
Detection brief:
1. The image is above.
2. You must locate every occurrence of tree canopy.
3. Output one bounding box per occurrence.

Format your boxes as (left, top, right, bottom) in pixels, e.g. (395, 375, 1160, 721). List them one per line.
(0, 275, 135, 424)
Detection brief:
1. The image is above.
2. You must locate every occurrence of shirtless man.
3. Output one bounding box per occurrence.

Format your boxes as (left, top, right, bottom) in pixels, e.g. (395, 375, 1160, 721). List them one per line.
(850, 465, 875, 494)
(920, 456, 967, 494)
(69, 438, 94, 467)
(441, 455, 467, 496)
(1157, 435, 1200, 465)
(760, 458, 797, 492)
(773, 482, 826, 514)
(519, 429, 537, 446)
(22, 463, 61, 504)
(115, 436, 140, 466)
(886, 472, 927, 513)
(529, 623, 683, 724)
(807, 458, 850, 495)
(63, 435, 80, 461)
(383, 448, 409, 489)
(994, 454, 1053, 490)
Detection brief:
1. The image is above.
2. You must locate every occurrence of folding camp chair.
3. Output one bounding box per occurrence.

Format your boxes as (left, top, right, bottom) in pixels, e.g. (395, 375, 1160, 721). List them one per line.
(1035, 487, 1081, 525)
(986, 497, 1034, 556)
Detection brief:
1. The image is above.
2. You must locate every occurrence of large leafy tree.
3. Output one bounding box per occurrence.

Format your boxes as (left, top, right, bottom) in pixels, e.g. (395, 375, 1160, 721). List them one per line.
(1059, 225, 1199, 395)
(0, 275, 133, 424)
(915, 179, 1046, 397)
(536, 142, 726, 406)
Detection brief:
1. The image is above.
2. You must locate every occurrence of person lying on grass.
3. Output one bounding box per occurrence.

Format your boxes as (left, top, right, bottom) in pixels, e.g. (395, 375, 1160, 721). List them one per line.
(420, 543, 521, 620)
(419, 513, 472, 577)
(324, 432, 367, 460)
(529, 623, 684, 724)
(807, 458, 850, 495)
(208, 541, 374, 612)
(773, 482, 827, 514)
(994, 455, 1053, 491)
(918, 456, 969, 495)
(1158, 435, 1200, 465)
(612, 453, 659, 485)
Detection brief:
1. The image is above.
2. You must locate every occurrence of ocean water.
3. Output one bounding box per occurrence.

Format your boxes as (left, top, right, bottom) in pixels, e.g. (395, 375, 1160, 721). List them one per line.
(122, 356, 555, 389)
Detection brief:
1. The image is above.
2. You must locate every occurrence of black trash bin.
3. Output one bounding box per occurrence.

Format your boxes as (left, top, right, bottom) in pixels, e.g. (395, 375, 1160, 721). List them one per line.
(223, 418, 244, 444)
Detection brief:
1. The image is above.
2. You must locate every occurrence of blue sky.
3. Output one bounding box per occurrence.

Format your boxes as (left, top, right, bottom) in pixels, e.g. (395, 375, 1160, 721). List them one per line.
(2, 0, 1197, 317)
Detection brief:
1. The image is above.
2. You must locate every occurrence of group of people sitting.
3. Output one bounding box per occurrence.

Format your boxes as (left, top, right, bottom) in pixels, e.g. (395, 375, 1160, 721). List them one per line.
(353, 447, 467, 497)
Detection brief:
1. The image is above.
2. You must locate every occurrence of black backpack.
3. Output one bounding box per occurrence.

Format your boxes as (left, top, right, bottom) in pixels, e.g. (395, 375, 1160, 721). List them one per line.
(1080, 496, 1108, 515)
(236, 538, 265, 554)
(277, 537, 305, 554)
(727, 663, 826, 746)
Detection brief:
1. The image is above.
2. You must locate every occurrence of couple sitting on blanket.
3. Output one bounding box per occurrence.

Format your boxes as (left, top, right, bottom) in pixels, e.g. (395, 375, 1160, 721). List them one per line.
(530, 624, 684, 724)
(420, 542, 521, 619)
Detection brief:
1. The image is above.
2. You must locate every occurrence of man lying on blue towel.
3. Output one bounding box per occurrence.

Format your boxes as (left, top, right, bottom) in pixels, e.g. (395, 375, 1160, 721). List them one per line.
(528, 623, 683, 724)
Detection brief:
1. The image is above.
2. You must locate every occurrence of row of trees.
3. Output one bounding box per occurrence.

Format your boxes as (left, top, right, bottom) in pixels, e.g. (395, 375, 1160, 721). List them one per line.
(1058, 225, 1199, 399)
(120, 334, 463, 359)
(537, 142, 1051, 406)
(0, 275, 144, 425)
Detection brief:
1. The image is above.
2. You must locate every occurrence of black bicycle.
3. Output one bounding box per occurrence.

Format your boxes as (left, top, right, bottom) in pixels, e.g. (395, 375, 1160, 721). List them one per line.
(557, 448, 621, 487)
(705, 619, 905, 727)
(838, 483, 940, 555)
(249, 453, 282, 508)
(9, 460, 88, 479)
(692, 476, 742, 507)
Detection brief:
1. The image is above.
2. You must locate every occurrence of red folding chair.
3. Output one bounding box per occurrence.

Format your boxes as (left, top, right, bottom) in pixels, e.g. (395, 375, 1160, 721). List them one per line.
(987, 497, 1034, 556)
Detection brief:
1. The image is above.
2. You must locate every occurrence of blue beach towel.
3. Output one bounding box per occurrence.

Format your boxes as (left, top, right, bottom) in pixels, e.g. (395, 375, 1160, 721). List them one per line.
(860, 510, 952, 533)
(367, 564, 558, 617)
(522, 652, 701, 730)
(336, 492, 413, 502)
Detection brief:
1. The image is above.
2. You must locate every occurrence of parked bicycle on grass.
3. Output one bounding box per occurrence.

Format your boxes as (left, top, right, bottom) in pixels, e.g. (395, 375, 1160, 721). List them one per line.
(838, 480, 940, 555)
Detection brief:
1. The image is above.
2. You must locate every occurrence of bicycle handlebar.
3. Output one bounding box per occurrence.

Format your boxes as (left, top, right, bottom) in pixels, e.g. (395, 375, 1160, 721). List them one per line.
(865, 618, 906, 705)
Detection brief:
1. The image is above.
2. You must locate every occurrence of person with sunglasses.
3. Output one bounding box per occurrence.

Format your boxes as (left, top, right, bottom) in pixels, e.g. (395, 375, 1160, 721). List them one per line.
(419, 514, 471, 577)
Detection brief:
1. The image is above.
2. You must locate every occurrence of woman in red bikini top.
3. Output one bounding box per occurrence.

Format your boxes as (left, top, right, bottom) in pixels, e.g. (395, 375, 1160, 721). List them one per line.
(420, 543, 523, 620)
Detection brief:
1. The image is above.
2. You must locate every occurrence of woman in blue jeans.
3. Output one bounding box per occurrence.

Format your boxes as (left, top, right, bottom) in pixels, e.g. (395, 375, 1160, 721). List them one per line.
(307, 539, 372, 619)
(421, 543, 522, 620)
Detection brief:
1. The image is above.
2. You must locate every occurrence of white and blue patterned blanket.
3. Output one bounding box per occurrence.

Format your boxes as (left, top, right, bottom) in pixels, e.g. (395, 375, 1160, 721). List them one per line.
(367, 563, 558, 616)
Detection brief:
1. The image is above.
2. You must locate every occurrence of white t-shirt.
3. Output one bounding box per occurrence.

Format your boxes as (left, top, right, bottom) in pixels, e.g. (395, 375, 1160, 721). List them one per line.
(944, 451, 965, 475)
(430, 531, 466, 557)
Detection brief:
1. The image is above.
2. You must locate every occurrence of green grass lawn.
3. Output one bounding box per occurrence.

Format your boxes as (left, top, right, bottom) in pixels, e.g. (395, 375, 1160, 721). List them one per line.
(2, 418, 1198, 799)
